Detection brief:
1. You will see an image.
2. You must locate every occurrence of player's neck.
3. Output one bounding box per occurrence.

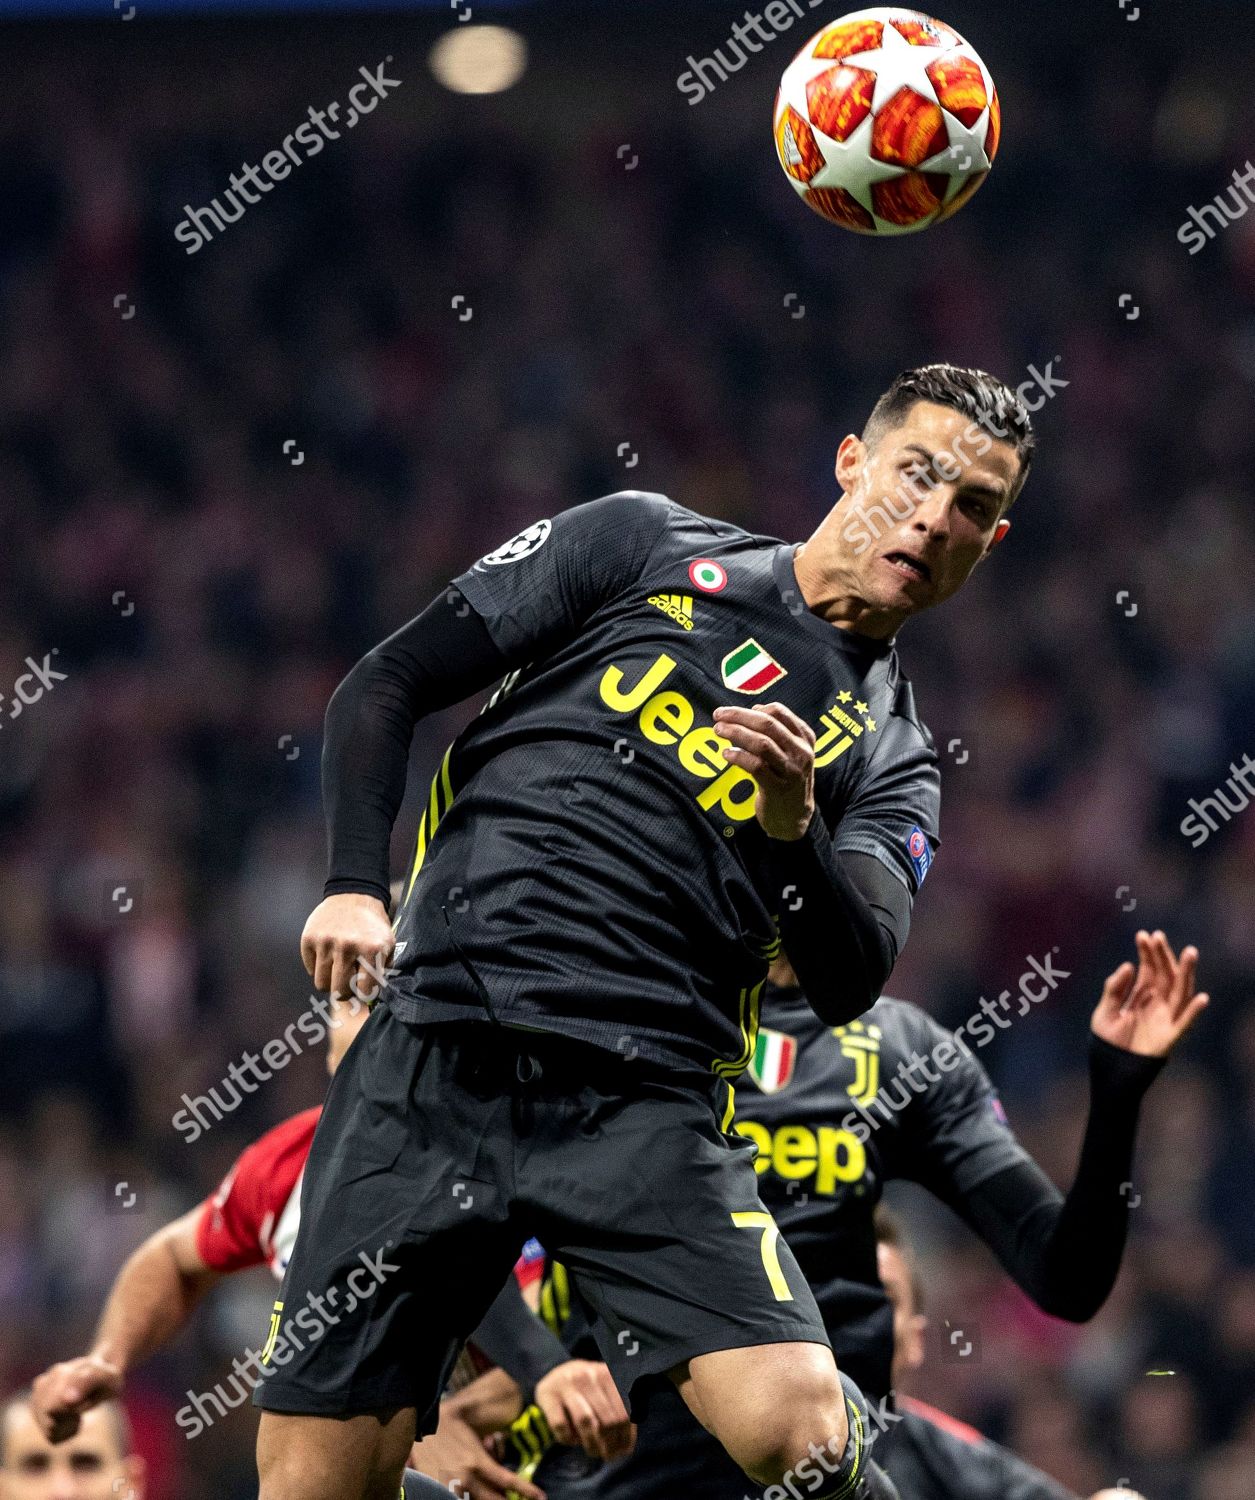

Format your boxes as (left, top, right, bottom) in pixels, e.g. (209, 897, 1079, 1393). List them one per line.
(793, 542, 909, 642)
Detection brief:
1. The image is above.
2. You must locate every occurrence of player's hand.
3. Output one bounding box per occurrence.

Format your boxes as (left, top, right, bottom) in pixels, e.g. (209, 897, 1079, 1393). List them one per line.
(1090, 931, 1209, 1059)
(31, 1353, 124, 1443)
(300, 892, 394, 1002)
(409, 1409, 545, 1500)
(713, 703, 816, 841)
(534, 1359, 636, 1462)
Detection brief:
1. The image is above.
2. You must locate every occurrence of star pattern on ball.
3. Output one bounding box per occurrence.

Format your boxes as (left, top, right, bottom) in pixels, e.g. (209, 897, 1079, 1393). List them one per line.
(834, 19, 953, 114)
(808, 111, 907, 208)
(919, 105, 994, 199)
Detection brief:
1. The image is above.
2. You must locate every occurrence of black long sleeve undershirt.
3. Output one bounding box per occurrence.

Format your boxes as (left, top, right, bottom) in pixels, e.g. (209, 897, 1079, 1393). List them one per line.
(951, 1034, 1165, 1321)
(768, 829, 910, 1025)
(467, 1275, 568, 1399)
(322, 589, 510, 905)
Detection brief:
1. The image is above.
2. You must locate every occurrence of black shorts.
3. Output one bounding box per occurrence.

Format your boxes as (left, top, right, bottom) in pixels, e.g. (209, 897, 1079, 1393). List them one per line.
(253, 1004, 828, 1430)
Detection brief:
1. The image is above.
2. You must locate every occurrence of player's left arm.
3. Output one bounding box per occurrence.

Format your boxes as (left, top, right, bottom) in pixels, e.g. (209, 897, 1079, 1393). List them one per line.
(714, 702, 934, 1024)
(304, 493, 674, 1000)
(913, 934, 1207, 1322)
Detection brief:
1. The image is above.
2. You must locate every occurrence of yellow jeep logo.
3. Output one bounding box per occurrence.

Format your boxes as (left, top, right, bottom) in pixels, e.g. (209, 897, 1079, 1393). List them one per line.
(734, 1121, 867, 1195)
(599, 654, 758, 821)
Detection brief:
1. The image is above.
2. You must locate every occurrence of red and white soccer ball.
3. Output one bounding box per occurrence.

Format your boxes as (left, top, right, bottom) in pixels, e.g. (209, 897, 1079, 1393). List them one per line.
(773, 7, 1001, 235)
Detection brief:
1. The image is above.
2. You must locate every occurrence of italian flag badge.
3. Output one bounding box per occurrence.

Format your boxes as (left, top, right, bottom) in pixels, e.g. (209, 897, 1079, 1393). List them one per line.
(722, 639, 788, 695)
(749, 1028, 797, 1093)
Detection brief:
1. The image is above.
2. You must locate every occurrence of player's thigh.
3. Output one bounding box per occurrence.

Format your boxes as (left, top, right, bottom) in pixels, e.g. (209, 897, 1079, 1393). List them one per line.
(257, 1408, 416, 1500)
(535, 1076, 829, 1409)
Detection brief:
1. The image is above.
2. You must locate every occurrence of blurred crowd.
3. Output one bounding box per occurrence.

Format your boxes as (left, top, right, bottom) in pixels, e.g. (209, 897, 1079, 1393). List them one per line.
(0, 3, 1253, 1496)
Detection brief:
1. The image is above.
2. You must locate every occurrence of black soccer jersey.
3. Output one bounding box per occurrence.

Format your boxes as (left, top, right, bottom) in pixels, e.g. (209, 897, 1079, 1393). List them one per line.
(541, 984, 1027, 1406)
(730, 984, 1029, 1398)
(878, 1401, 1077, 1500)
(388, 493, 940, 1074)
(530, 984, 1031, 1499)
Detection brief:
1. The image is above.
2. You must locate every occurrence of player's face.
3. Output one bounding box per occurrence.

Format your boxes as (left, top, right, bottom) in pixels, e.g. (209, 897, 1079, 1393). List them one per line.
(877, 1241, 927, 1389)
(0, 1405, 143, 1500)
(834, 400, 1020, 617)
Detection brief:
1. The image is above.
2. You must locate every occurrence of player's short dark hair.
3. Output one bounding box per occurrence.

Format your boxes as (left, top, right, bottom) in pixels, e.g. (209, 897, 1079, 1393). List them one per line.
(873, 1205, 926, 1313)
(0, 1388, 133, 1465)
(863, 363, 1037, 509)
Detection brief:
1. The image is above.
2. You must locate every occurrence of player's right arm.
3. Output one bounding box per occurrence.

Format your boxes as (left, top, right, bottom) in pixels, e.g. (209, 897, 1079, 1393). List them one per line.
(304, 493, 673, 997)
(31, 1208, 221, 1442)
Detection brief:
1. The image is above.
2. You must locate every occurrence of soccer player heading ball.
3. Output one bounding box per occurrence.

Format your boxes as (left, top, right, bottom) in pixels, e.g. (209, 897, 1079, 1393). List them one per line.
(257, 365, 1035, 1500)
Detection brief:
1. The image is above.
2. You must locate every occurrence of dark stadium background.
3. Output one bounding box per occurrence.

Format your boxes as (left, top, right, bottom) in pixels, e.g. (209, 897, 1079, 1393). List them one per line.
(1, 0, 1253, 1495)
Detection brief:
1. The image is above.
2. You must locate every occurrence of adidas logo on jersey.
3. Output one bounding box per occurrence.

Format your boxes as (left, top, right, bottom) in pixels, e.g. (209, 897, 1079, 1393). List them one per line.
(647, 593, 695, 630)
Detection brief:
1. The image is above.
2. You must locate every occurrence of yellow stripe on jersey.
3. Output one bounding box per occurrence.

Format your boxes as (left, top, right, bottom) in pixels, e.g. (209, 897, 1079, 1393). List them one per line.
(402, 669, 527, 909)
(404, 744, 455, 901)
(713, 977, 765, 1084)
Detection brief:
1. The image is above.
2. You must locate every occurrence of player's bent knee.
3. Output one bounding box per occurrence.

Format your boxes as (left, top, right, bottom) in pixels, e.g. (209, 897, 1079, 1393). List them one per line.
(723, 1364, 849, 1488)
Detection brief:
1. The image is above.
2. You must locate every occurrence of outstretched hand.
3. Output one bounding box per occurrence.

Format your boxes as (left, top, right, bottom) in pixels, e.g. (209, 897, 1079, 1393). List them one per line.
(1090, 931, 1208, 1059)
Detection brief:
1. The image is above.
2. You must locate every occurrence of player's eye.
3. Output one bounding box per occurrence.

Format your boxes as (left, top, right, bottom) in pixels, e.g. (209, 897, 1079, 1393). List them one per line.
(70, 1453, 104, 1471)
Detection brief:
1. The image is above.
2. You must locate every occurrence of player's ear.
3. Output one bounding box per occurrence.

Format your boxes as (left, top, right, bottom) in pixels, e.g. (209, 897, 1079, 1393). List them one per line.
(835, 434, 866, 497)
(977, 517, 1010, 563)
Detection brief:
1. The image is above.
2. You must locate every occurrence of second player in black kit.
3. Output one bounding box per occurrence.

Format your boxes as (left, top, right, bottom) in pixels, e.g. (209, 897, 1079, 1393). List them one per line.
(525, 949, 1197, 1499)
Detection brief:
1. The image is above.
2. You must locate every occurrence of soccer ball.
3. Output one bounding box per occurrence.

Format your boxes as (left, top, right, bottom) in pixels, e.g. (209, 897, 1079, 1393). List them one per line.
(773, 7, 1000, 235)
